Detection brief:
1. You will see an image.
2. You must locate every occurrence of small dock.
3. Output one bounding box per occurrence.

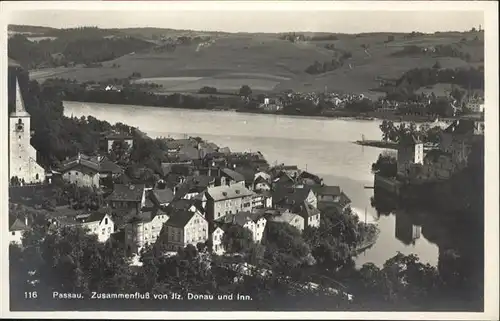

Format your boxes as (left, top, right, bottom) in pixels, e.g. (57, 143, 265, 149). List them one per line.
(354, 140, 398, 150)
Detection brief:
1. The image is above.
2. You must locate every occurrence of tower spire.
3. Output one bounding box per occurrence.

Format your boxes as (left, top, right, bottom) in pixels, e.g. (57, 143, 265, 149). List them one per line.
(13, 77, 30, 116)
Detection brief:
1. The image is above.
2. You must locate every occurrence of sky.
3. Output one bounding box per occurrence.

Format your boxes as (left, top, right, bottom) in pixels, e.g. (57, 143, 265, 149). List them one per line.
(7, 5, 485, 34)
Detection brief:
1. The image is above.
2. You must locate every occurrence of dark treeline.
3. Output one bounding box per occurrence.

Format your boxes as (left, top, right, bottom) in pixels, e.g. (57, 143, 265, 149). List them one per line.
(8, 32, 154, 69)
(382, 66, 484, 102)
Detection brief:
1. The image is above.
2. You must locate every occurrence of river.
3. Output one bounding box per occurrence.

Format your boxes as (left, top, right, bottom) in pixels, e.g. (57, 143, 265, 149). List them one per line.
(64, 101, 439, 268)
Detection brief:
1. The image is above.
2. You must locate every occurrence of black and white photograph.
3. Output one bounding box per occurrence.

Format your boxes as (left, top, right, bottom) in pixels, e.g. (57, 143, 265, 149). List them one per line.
(1, 1, 498, 319)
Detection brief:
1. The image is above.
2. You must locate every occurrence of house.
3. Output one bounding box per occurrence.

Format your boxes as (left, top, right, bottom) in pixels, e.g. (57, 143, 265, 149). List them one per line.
(164, 138, 198, 153)
(272, 186, 318, 209)
(271, 171, 296, 189)
(103, 133, 134, 152)
(219, 211, 267, 243)
(266, 210, 305, 233)
(211, 226, 226, 255)
(203, 184, 255, 222)
(396, 135, 424, 178)
(166, 198, 205, 219)
(220, 168, 246, 186)
(294, 201, 321, 228)
(313, 185, 350, 210)
(254, 171, 271, 182)
(58, 153, 123, 188)
(440, 119, 484, 168)
(178, 146, 201, 162)
(173, 175, 216, 200)
(143, 187, 175, 209)
(160, 161, 193, 177)
(57, 211, 115, 243)
(106, 183, 146, 213)
(297, 171, 323, 187)
(465, 97, 484, 113)
(124, 207, 170, 254)
(9, 215, 29, 246)
(253, 175, 271, 192)
(164, 209, 208, 251)
(251, 191, 272, 208)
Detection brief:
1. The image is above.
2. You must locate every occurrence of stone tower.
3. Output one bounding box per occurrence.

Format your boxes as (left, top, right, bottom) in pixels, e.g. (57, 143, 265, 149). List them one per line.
(9, 77, 46, 185)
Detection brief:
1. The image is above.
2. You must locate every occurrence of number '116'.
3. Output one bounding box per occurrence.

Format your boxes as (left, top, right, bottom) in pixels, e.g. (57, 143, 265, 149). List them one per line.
(25, 291, 38, 299)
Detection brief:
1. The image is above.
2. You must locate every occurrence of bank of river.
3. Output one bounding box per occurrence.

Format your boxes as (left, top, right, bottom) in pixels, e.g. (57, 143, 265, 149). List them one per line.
(64, 100, 439, 268)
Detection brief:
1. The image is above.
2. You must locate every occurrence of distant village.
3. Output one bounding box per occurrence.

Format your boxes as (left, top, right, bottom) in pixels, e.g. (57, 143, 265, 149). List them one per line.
(8, 76, 352, 262)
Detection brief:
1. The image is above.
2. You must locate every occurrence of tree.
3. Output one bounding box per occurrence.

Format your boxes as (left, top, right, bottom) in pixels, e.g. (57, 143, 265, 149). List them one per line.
(40, 226, 132, 295)
(239, 85, 252, 97)
(222, 225, 254, 253)
(109, 140, 130, 166)
(263, 222, 311, 271)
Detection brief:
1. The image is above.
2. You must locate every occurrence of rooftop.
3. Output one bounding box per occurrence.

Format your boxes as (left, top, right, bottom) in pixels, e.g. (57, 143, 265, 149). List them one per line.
(165, 209, 196, 228)
(206, 184, 254, 202)
(106, 184, 145, 202)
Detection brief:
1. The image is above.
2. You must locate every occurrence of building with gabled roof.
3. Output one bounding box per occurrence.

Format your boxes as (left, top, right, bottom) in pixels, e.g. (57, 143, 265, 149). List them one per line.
(124, 207, 170, 254)
(203, 184, 255, 222)
(55, 211, 115, 243)
(163, 208, 208, 252)
(272, 186, 318, 209)
(58, 153, 123, 188)
(9, 215, 30, 246)
(106, 183, 146, 214)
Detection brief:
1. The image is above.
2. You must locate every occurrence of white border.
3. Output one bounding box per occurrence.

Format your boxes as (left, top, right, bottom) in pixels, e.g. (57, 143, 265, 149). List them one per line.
(1, 1, 498, 320)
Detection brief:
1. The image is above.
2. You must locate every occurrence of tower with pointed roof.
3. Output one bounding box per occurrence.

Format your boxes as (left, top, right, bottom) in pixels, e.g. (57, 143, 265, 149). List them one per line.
(9, 77, 45, 184)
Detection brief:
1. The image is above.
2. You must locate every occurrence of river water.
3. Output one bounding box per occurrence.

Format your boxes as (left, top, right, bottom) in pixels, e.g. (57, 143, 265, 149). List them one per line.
(64, 101, 439, 268)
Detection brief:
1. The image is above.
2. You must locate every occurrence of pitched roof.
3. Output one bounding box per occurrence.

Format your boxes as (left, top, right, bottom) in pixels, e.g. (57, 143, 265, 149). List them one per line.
(106, 184, 145, 202)
(296, 201, 321, 218)
(313, 185, 341, 196)
(152, 188, 174, 204)
(81, 211, 108, 223)
(298, 171, 323, 184)
(254, 176, 270, 185)
(272, 187, 312, 206)
(165, 210, 196, 228)
(221, 168, 245, 182)
(165, 138, 197, 150)
(9, 216, 29, 231)
(179, 146, 201, 161)
(10, 77, 30, 117)
(219, 211, 256, 226)
(268, 211, 302, 224)
(59, 154, 123, 174)
(206, 184, 254, 202)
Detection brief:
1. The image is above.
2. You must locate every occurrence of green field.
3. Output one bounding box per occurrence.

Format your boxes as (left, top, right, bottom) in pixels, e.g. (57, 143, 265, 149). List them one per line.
(23, 28, 483, 96)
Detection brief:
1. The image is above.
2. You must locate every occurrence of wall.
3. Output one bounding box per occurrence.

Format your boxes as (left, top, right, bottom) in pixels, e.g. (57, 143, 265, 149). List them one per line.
(9, 116, 46, 184)
(9, 230, 24, 246)
(212, 228, 225, 255)
(62, 169, 100, 188)
(184, 214, 208, 246)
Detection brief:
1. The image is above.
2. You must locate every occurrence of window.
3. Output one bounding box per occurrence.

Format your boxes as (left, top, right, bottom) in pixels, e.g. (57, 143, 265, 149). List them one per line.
(105, 218, 108, 225)
(108, 227, 111, 233)
(11, 231, 15, 236)
(35, 174, 39, 180)
(102, 228, 105, 234)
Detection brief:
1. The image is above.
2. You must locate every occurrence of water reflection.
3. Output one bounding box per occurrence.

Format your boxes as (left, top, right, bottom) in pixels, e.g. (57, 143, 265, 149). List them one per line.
(394, 210, 422, 246)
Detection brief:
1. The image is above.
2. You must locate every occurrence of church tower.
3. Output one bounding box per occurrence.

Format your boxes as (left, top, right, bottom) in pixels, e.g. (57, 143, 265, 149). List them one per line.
(9, 77, 46, 185)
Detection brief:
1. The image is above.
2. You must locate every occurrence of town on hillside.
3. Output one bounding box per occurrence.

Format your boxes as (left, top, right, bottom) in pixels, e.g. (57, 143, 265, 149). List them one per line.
(8, 74, 359, 280)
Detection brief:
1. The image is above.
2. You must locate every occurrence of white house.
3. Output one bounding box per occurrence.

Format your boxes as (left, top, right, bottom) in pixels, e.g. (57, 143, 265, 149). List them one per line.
(125, 208, 170, 254)
(211, 226, 226, 255)
(220, 211, 267, 243)
(9, 216, 29, 246)
(57, 212, 115, 243)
